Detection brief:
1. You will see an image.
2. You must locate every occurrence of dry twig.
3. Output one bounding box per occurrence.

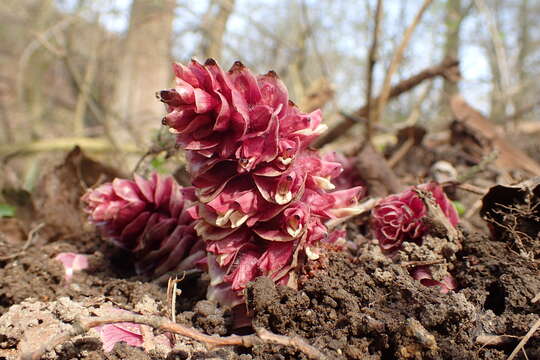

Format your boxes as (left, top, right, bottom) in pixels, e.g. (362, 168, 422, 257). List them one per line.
(0, 223, 44, 261)
(375, 0, 434, 124)
(475, 334, 516, 346)
(507, 318, 540, 360)
(21, 314, 327, 360)
(365, 0, 383, 143)
(387, 137, 415, 168)
(401, 259, 446, 268)
(474, 0, 514, 113)
(0, 137, 140, 159)
(314, 57, 458, 148)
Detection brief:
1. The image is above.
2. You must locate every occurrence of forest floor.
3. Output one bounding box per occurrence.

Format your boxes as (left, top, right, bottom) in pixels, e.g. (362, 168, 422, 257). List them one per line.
(0, 130, 539, 360)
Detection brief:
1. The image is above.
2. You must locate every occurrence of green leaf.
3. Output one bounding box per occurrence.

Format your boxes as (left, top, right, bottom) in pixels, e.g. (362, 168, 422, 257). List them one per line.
(150, 155, 168, 174)
(452, 201, 465, 216)
(0, 203, 15, 218)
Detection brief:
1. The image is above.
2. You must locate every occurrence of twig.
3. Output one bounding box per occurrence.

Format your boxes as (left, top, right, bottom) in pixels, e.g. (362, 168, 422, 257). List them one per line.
(213, 0, 296, 50)
(474, 0, 514, 114)
(464, 199, 481, 220)
(402, 259, 445, 268)
(73, 28, 100, 137)
(166, 276, 181, 344)
(507, 318, 540, 360)
(365, 0, 383, 143)
(476, 334, 516, 346)
(404, 80, 434, 127)
(456, 150, 498, 183)
(441, 181, 487, 196)
(0, 137, 140, 159)
(503, 99, 540, 124)
(314, 57, 458, 148)
(532, 293, 540, 304)
(152, 268, 203, 286)
(300, 0, 329, 78)
(17, 17, 75, 112)
(387, 137, 414, 168)
(0, 223, 44, 261)
(375, 0, 434, 124)
(455, 183, 487, 196)
(21, 314, 327, 360)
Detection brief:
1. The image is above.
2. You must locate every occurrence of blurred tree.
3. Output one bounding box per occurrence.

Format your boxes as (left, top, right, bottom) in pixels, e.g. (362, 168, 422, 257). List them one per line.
(439, 0, 473, 118)
(200, 0, 236, 61)
(20, 0, 56, 140)
(514, 0, 530, 114)
(111, 0, 176, 146)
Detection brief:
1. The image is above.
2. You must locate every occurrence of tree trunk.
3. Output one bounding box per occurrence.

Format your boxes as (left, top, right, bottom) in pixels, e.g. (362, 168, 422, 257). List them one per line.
(440, 0, 470, 117)
(514, 0, 530, 113)
(110, 0, 176, 146)
(442, 0, 462, 97)
(200, 0, 236, 61)
(487, 0, 506, 122)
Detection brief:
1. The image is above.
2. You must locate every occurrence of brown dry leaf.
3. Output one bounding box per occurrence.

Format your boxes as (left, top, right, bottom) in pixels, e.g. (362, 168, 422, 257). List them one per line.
(32, 146, 121, 234)
(480, 178, 540, 260)
(450, 95, 540, 177)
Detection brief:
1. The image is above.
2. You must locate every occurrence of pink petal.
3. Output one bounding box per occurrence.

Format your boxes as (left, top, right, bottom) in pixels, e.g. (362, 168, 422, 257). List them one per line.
(224, 247, 261, 291)
(55, 252, 89, 281)
(173, 62, 199, 87)
(112, 179, 142, 203)
(228, 61, 262, 105)
(257, 71, 288, 118)
(134, 174, 154, 203)
(193, 88, 217, 113)
(257, 241, 295, 276)
(97, 323, 144, 352)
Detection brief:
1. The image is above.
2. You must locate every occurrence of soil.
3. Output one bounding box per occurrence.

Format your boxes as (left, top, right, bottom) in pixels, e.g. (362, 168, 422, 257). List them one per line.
(0, 146, 539, 359)
(247, 237, 540, 360)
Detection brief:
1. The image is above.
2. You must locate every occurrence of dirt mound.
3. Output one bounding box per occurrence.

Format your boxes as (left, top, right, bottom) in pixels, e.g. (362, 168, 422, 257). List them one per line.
(247, 237, 539, 359)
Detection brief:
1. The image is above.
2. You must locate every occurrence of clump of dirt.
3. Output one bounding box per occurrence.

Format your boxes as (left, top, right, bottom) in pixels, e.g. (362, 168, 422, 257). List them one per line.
(455, 232, 540, 318)
(0, 229, 167, 315)
(247, 235, 540, 360)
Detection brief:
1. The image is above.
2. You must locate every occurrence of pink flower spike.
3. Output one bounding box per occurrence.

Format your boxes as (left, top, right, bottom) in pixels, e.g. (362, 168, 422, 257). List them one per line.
(82, 173, 205, 276)
(55, 252, 89, 281)
(372, 182, 459, 254)
(157, 59, 369, 319)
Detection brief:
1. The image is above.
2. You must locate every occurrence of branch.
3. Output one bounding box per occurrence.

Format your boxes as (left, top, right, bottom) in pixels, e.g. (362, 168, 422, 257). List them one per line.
(474, 0, 513, 105)
(300, 0, 329, 78)
(365, 0, 384, 143)
(0, 137, 140, 158)
(503, 99, 540, 123)
(507, 317, 540, 360)
(21, 314, 327, 360)
(73, 33, 99, 136)
(315, 57, 459, 147)
(450, 94, 540, 176)
(374, 0, 434, 124)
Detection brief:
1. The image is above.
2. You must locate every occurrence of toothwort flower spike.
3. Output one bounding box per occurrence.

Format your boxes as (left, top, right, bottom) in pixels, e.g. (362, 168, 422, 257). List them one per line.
(159, 59, 366, 314)
(82, 173, 205, 276)
(372, 182, 459, 255)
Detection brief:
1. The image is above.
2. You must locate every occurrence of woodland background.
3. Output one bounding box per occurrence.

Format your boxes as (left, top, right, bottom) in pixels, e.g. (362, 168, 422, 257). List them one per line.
(1, 0, 540, 193)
